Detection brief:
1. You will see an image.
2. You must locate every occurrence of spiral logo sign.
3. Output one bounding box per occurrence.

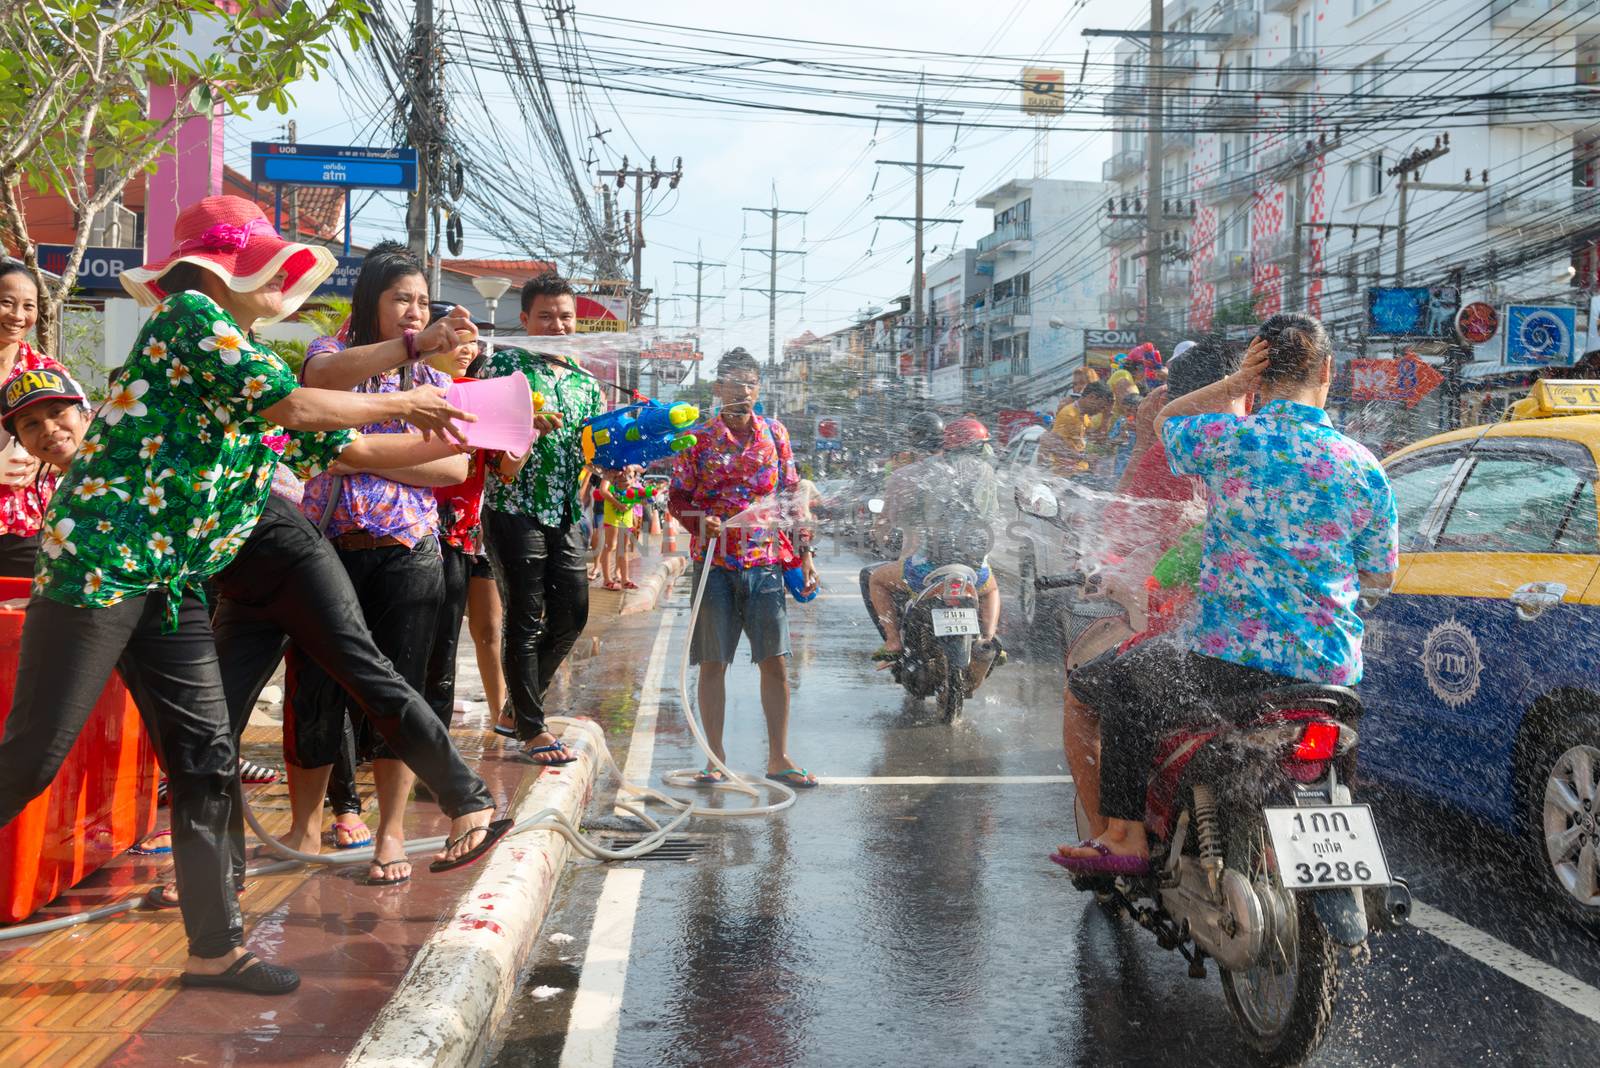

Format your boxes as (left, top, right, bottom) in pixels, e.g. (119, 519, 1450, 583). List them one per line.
(1506, 304, 1578, 366)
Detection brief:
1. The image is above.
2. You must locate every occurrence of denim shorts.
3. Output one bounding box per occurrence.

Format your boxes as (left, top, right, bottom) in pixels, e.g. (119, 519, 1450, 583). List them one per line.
(689, 563, 790, 665)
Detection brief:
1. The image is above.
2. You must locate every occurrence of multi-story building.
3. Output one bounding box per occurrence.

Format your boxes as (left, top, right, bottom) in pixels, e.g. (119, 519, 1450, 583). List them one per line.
(1100, 0, 1599, 350)
(969, 177, 1112, 404)
(923, 249, 982, 406)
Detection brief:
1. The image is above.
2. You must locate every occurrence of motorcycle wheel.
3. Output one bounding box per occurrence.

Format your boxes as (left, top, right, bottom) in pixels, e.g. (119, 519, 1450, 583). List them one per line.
(939, 662, 964, 724)
(1219, 816, 1340, 1066)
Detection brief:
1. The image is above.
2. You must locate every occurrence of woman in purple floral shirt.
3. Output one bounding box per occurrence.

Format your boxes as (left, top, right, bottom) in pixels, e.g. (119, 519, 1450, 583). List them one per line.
(287, 241, 479, 886)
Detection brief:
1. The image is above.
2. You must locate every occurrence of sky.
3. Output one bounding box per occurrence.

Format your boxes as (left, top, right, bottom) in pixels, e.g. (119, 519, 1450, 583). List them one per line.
(223, 0, 1139, 360)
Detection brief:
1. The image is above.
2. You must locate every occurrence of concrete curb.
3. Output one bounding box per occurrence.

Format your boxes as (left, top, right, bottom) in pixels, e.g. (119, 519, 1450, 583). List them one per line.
(620, 553, 686, 616)
(342, 720, 604, 1068)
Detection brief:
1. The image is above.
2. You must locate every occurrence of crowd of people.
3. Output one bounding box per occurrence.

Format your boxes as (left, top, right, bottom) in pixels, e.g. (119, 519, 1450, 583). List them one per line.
(0, 194, 819, 994)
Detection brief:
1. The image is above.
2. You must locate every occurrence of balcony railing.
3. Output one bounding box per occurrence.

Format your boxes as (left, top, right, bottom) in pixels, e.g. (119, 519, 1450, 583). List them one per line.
(1201, 93, 1257, 128)
(976, 222, 1032, 257)
(1485, 86, 1600, 133)
(1488, 186, 1600, 229)
(1263, 51, 1316, 94)
(1103, 148, 1146, 182)
(1159, 269, 1193, 301)
(1490, 0, 1583, 30)
(1161, 41, 1198, 79)
(1202, 160, 1256, 203)
(1102, 88, 1143, 116)
(1203, 250, 1250, 285)
(1099, 288, 1143, 316)
(1210, 4, 1260, 43)
(1260, 229, 1297, 263)
(1104, 217, 1146, 244)
(1263, 0, 1298, 12)
(1163, 128, 1197, 153)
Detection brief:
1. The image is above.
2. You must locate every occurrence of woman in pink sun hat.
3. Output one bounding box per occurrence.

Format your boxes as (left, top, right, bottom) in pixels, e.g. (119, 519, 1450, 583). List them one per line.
(0, 195, 485, 995)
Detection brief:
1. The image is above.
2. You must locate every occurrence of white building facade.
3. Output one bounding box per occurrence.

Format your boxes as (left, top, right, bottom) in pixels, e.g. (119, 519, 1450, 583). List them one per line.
(1100, 0, 1599, 348)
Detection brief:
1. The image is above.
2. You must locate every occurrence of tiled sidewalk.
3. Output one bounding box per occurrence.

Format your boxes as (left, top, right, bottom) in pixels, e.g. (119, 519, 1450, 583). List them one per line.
(0, 549, 682, 1068)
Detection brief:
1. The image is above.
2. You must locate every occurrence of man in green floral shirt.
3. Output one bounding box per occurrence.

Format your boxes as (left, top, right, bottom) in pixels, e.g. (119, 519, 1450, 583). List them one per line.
(482, 273, 604, 763)
(0, 195, 473, 996)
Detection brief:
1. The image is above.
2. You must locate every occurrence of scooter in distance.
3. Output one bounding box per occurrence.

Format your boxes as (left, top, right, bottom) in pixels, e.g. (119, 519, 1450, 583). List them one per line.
(859, 500, 992, 724)
(1057, 682, 1411, 1065)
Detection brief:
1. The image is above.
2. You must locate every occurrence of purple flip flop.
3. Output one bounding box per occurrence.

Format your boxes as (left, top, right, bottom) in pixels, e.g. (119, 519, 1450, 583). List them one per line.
(1049, 841, 1152, 878)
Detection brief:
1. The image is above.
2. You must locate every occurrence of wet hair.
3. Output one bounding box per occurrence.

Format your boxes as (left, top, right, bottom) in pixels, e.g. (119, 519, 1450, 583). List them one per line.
(1165, 333, 1242, 400)
(520, 271, 576, 314)
(348, 241, 426, 348)
(1079, 381, 1112, 402)
(716, 347, 761, 381)
(1257, 313, 1334, 388)
(0, 262, 38, 294)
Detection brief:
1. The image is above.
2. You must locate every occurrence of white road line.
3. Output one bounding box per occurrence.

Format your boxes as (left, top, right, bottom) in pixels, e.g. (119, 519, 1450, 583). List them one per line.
(613, 608, 675, 816)
(1410, 901, 1600, 1025)
(557, 867, 647, 1068)
(817, 775, 1075, 786)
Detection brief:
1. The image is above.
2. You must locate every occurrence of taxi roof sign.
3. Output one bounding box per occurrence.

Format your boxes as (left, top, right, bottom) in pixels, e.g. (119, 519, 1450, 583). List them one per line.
(1510, 380, 1600, 420)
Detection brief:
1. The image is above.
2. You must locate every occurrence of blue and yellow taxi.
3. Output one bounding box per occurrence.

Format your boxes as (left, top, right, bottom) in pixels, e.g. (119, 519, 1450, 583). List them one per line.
(1360, 380, 1600, 928)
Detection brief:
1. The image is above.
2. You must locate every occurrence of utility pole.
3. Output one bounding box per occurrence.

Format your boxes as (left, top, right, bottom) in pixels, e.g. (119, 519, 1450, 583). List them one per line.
(874, 91, 962, 377)
(1275, 131, 1343, 311)
(598, 156, 684, 391)
(741, 202, 807, 364)
(1145, 0, 1163, 323)
(286, 120, 299, 242)
(674, 243, 726, 385)
(1387, 135, 1485, 285)
(405, 0, 435, 267)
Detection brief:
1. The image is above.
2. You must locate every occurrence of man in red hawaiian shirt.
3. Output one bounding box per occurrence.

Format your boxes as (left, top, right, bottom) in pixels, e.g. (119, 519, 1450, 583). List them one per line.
(668, 349, 818, 789)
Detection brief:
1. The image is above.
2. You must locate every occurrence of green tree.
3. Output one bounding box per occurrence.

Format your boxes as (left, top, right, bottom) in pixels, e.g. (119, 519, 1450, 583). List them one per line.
(0, 0, 371, 353)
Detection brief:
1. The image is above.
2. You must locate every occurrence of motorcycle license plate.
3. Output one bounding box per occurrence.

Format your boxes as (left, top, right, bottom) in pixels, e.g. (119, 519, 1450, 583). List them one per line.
(1263, 805, 1391, 889)
(930, 607, 980, 637)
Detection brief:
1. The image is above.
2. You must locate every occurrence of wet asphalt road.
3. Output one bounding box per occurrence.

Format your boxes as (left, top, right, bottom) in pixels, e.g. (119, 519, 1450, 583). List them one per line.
(490, 547, 1600, 1068)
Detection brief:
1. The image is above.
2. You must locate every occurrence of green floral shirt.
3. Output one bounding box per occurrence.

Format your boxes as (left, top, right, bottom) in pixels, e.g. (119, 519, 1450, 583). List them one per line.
(35, 290, 353, 625)
(481, 348, 603, 525)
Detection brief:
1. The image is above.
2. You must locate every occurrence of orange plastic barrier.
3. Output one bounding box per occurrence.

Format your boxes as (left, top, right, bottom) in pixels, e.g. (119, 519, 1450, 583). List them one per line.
(0, 576, 159, 924)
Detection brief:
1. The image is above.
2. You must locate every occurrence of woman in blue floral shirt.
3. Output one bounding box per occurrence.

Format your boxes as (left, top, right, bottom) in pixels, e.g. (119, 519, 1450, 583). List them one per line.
(1057, 314, 1398, 875)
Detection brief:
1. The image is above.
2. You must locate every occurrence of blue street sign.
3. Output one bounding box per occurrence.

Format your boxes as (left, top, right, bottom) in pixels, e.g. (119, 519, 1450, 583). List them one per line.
(313, 255, 366, 297)
(1505, 304, 1578, 366)
(250, 142, 418, 191)
(36, 245, 143, 292)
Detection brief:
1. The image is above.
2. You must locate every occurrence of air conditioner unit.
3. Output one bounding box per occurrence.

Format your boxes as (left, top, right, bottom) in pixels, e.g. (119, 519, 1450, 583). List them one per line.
(89, 202, 136, 247)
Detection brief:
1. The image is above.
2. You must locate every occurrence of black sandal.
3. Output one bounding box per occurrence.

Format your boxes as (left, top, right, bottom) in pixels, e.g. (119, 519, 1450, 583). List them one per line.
(363, 859, 411, 886)
(180, 951, 300, 995)
(429, 818, 514, 874)
(145, 884, 181, 911)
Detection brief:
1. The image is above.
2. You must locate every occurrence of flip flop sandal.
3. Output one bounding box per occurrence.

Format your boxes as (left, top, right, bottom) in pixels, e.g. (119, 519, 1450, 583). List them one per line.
(492, 724, 519, 739)
(766, 768, 819, 789)
(238, 759, 280, 785)
(692, 768, 727, 785)
(520, 742, 579, 767)
(623, 581, 639, 589)
(362, 859, 411, 887)
(130, 830, 172, 855)
(428, 817, 514, 874)
(144, 884, 182, 911)
(328, 820, 374, 850)
(180, 951, 300, 995)
(1048, 842, 1152, 878)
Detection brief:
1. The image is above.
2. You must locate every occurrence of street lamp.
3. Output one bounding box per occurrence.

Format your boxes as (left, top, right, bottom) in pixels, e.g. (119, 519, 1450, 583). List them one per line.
(470, 275, 514, 337)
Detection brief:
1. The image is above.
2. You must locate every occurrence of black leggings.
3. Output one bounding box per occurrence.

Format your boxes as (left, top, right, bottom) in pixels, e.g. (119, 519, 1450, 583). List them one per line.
(0, 591, 243, 958)
(212, 500, 490, 893)
(482, 510, 589, 741)
(1070, 643, 1292, 822)
(425, 542, 475, 726)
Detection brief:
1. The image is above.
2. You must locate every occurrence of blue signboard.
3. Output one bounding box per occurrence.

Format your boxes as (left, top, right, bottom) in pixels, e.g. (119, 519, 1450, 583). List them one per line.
(251, 142, 418, 191)
(1366, 286, 1460, 338)
(1505, 304, 1578, 366)
(313, 255, 366, 297)
(36, 245, 143, 292)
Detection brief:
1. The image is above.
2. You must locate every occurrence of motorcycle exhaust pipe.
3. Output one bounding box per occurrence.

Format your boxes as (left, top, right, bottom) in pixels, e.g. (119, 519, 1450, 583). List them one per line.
(1035, 573, 1086, 592)
(1384, 877, 1411, 926)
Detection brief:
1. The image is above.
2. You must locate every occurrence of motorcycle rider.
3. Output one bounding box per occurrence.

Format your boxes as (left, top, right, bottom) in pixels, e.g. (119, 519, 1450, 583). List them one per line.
(1061, 335, 1239, 839)
(1056, 314, 1398, 875)
(863, 411, 945, 662)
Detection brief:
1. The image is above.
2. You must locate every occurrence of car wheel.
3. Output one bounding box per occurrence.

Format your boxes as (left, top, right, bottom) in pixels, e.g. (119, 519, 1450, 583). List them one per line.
(1521, 711, 1600, 931)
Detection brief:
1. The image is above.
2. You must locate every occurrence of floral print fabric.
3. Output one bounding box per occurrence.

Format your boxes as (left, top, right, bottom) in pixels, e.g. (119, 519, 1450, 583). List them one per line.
(0, 341, 69, 537)
(35, 291, 353, 625)
(480, 349, 603, 526)
(668, 414, 799, 570)
(298, 336, 448, 545)
(1162, 399, 1398, 685)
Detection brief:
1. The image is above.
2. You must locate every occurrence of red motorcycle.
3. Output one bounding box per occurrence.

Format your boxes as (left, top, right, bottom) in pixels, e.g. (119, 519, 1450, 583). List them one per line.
(1063, 683, 1411, 1065)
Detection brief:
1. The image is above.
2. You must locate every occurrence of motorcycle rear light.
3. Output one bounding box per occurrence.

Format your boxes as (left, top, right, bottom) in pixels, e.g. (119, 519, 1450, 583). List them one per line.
(1292, 721, 1340, 762)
